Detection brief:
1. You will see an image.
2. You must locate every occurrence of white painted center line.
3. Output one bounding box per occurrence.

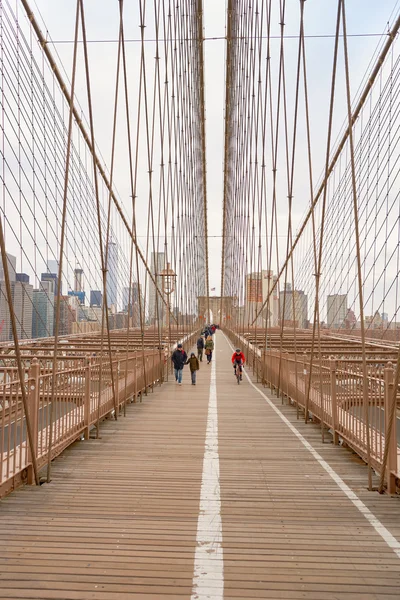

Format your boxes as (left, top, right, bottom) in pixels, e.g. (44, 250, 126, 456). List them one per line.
(191, 334, 224, 600)
(223, 332, 400, 560)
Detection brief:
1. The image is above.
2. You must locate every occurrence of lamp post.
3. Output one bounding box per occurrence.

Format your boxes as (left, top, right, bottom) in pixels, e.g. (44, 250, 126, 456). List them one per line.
(160, 263, 177, 372)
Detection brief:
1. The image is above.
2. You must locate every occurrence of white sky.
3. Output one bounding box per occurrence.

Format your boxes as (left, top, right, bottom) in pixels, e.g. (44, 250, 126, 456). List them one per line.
(27, 0, 400, 299)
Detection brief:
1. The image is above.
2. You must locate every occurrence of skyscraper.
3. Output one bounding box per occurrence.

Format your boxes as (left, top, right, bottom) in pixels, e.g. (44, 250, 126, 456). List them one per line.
(245, 270, 279, 326)
(0, 261, 33, 341)
(74, 268, 84, 292)
(327, 294, 348, 329)
(90, 290, 102, 307)
(16, 273, 30, 283)
(123, 282, 141, 327)
(148, 252, 164, 324)
(68, 290, 85, 305)
(47, 259, 59, 275)
(41, 272, 59, 296)
(32, 286, 54, 338)
(0, 283, 11, 342)
(12, 280, 33, 339)
(122, 283, 140, 310)
(0, 253, 16, 282)
(106, 242, 118, 310)
(280, 287, 308, 329)
(59, 296, 75, 336)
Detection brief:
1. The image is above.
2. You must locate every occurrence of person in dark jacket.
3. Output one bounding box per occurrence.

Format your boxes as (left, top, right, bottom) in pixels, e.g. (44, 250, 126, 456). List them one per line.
(205, 336, 214, 364)
(186, 352, 200, 385)
(196, 336, 205, 361)
(171, 343, 187, 385)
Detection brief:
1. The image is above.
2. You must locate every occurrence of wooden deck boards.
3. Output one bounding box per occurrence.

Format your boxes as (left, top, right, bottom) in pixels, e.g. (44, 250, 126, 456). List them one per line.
(0, 331, 399, 599)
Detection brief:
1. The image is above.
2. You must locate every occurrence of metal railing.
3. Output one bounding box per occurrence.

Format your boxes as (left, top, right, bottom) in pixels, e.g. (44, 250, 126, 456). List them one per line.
(0, 329, 198, 499)
(226, 329, 399, 493)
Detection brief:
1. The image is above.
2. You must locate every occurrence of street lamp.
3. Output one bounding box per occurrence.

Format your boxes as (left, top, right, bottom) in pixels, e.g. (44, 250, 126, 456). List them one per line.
(160, 262, 176, 328)
(160, 263, 177, 377)
(160, 262, 176, 298)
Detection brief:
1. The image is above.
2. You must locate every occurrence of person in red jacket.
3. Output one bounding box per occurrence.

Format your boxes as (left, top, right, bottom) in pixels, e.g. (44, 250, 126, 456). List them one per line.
(231, 348, 245, 380)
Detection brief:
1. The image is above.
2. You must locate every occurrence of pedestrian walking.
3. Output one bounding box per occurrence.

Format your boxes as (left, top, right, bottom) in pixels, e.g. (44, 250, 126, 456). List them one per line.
(186, 352, 200, 385)
(205, 336, 214, 364)
(171, 343, 187, 385)
(196, 335, 205, 361)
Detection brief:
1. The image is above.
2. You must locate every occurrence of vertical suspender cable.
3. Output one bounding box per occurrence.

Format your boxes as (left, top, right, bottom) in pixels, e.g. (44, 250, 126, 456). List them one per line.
(46, 0, 80, 482)
(341, 0, 373, 489)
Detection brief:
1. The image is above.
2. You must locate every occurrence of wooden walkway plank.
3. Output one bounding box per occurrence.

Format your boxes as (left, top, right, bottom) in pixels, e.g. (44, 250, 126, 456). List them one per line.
(217, 332, 400, 600)
(0, 332, 399, 599)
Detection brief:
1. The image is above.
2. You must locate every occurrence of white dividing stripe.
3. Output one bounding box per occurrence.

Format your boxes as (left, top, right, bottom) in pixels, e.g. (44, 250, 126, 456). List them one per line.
(223, 333, 400, 560)
(191, 335, 224, 600)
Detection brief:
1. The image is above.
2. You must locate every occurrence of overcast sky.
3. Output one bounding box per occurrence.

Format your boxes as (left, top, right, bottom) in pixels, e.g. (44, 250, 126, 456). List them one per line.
(28, 0, 400, 298)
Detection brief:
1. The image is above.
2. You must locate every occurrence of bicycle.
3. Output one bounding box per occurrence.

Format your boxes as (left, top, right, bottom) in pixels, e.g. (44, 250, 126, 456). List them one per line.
(234, 361, 243, 384)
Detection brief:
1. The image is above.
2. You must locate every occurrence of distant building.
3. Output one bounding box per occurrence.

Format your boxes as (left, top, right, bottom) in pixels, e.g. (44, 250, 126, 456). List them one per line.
(0, 253, 16, 282)
(123, 282, 141, 327)
(32, 287, 54, 338)
(72, 321, 101, 335)
(16, 273, 30, 284)
(47, 259, 59, 275)
(13, 281, 33, 339)
(327, 294, 347, 328)
(90, 290, 102, 307)
(245, 270, 279, 327)
(115, 312, 128, 329)
(0, 280, 33, 341)
(83, 305, 103, 322)
(40, 279, 55, 296)
(0, 283, 11, 341)
(41, 272, 60, 296)
(68, 290, 85, 305)
(280, 287, 308, 329)
(345, 308, 357, 328)
(0, 261, 33, 341)
(59, 296, 76, 336)
(365, 310, 383, 330)
(74, 268, 84, 293)
(106, 242, 118, 310)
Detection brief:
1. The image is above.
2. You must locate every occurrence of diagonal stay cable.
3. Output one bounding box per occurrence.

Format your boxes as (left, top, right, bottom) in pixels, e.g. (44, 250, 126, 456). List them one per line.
(251, 10, 400, 326)
(19, 0, 177, 325)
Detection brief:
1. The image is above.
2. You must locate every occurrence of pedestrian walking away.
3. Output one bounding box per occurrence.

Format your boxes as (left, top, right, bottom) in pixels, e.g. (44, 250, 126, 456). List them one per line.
(171, 343, 187, 384)
(196, 335, 205, 361)
(205, 335, 214, 364)
(186, 352, 200, 385)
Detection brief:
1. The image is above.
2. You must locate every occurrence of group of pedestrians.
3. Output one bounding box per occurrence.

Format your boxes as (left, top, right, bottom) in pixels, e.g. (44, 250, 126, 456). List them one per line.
(202, 323, 219, 338)
(170, 324, 220, 386)
(171, 343, 200, 386)
(171, 330, 246, 386)
(196, 334, 214, 364)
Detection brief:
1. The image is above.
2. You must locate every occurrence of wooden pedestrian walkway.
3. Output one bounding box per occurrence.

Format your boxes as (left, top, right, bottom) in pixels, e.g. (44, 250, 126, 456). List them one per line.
(0, 332, 399, 599)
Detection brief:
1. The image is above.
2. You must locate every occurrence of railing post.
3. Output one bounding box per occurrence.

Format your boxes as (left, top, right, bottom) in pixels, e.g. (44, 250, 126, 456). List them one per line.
(384, 361, 396, 494)
(84, 358, 91, 440)
(304, 352, 310, 422)
(330, 357, 339, 445)
(134, 354, 138, 402)
(151, 351, 155, 391)
(27, 358, 40, 484)
(285, 354, 290, 402)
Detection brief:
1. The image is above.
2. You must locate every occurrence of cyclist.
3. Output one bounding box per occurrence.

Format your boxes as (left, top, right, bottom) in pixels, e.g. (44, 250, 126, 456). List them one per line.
(231, 348, 246, 380)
